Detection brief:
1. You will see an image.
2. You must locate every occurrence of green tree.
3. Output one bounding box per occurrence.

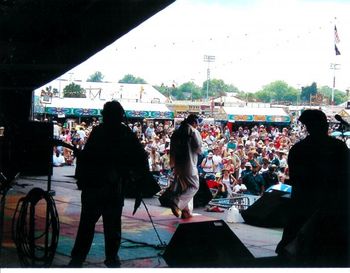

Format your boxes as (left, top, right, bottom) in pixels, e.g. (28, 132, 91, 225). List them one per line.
(178, 82, 202, 100)
(318, 85, 348, 105)
(236, 91, 248, 102)
(318, 85, 332, 98)
(334, 91, 347, 105)
(201, 79, 230, 98)
(255, 81, 298, 104)
(153, 84, 171, 97)
(155, 79, 240, 101)
(171, 85, 185, 100)
(154, 84, 183, 100)
(118, 74, 147, 84)
(87, 71, 104, 82)
(63, 83, 86, 98)
(255, 89, 272, 103)
(235, 91, 256, 103)
(300, 82, 317, 102)
(226, 84, 240, 94)
(283, 87, 299, 103)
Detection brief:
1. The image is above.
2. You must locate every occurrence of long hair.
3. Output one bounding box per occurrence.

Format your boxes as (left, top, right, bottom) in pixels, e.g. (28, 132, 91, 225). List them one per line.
(170, 115, 197, 176)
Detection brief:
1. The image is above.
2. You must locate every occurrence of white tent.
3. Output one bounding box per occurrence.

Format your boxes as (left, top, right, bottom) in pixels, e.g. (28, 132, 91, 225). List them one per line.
(35, 81, 168, 103)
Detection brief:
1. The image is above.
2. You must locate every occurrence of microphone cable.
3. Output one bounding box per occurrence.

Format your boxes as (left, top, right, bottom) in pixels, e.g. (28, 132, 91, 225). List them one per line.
(12, 187, 59, 267)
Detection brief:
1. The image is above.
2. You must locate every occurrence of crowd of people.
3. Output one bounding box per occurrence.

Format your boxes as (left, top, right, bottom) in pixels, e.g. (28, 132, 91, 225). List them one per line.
(51, 104, 349, 267)
(52, 113, 348, 199)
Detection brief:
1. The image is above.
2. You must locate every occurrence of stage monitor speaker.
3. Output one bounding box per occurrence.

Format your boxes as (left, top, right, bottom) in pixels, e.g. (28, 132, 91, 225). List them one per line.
(162, 220, 254, 267)
(241, 190, 291, 228)
(193, 176, 212, 207)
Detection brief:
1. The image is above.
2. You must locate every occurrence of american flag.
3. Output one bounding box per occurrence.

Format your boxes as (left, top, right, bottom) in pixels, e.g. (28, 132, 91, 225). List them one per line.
(335, 45, 341, 56)
(334, 25, 341, 55)
(334, 25, 340, 44)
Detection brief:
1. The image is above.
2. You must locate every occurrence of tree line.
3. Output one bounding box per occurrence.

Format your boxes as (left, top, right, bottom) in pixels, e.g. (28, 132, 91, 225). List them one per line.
(61, 71, 348, 105)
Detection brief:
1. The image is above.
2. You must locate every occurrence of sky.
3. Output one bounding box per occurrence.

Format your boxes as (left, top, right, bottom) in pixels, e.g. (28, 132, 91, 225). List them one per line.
(59, 0, 350, 93)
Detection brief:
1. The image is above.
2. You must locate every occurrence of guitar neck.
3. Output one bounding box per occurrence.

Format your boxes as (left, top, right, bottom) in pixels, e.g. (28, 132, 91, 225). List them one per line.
(53, 139, 79, 154)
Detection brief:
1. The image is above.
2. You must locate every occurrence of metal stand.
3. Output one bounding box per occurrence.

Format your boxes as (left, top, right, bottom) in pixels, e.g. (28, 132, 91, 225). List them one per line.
(47, 173, 55, 196)
(141, 199, 167, 249)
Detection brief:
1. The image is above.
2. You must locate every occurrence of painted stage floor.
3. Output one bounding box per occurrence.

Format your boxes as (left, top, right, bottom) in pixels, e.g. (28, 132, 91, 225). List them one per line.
(0, 166, 283, 268)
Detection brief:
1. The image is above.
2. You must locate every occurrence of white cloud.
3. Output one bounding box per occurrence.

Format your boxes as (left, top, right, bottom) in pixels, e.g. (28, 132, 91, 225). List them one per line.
(64, 0, 350, 92)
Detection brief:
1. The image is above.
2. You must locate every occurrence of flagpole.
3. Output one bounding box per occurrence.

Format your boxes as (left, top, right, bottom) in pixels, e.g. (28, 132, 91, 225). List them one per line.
(331, 64, 335, 104)
(331, 19, 341, 106)
(330, 63, 340, 104)
(332, 20, 336, 105)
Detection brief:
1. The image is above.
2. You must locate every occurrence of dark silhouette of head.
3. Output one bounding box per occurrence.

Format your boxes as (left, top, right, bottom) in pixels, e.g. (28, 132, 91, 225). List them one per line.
(298, 109, 328, 136)
(101, 100, 126, 125)
(183, 114, 199, 126)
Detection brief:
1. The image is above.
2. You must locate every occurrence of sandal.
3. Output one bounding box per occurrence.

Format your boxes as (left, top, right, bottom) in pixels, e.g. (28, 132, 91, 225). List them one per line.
(170, 204, 181, 218)
(181, 210, 192, 219)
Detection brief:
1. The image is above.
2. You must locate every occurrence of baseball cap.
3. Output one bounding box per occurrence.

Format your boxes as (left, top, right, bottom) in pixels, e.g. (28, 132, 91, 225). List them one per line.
(245, 162, 252, 167)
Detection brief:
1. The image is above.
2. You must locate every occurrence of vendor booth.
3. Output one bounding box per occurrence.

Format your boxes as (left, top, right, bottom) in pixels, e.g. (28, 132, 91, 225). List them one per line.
(122, 102, 174, 120)
(223, 106, 291, 129)
(37, 98, 104, 118)
(35, 97, 174, 119)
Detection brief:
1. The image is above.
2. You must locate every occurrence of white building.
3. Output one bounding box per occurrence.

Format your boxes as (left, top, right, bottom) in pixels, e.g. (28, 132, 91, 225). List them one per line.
(34, 80, 173, 120)
(35, 79, 168, 103)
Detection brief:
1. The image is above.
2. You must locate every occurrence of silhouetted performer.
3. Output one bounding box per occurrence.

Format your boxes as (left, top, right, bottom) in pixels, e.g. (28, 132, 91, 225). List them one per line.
(69, 101, 150, 268)
(276, 109, 350, 267)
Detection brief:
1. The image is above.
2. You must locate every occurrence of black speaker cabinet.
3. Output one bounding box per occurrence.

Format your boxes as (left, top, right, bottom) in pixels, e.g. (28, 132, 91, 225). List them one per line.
(241, 190, 291, 228)
(163, 220, 254, 267)
(18, 121, 53, 176)
(193, 176, 212, 207)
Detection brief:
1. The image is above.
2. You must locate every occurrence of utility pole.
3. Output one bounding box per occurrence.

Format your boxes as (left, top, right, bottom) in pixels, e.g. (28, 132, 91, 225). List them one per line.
(296, 83, 301, 106)
(203, 55, 215, 101)
(330, 63, 340, 105)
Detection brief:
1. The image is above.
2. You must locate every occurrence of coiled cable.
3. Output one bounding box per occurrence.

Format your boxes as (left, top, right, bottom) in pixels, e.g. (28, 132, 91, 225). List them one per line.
(12, 187, 59, 267)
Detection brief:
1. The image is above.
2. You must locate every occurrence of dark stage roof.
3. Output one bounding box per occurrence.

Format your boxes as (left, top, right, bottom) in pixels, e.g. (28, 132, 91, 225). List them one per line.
(0, 0, 174, 124)
(0, 0, 174, 93)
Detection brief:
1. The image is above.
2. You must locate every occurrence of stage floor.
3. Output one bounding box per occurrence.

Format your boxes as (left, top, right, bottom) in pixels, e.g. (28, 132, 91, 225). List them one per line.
(0, 166, 283, 268)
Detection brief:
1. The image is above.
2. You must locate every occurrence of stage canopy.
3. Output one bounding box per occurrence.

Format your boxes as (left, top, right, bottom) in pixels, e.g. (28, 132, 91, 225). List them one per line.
(37, 98, 174, 119)
(223, 106, 291, 123)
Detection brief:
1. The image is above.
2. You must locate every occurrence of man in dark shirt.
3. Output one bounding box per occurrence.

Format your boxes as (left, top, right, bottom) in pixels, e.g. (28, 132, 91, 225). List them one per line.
(242, 163, 265, 195)
(262, 164, 279, 189)
(69, 101, 156, 268)
(240, 162, 252, 179)
(276, 109, 350, 267)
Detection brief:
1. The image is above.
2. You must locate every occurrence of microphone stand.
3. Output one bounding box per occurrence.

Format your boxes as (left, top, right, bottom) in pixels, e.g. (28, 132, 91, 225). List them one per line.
(338, 123, 345, 142)
(337, 123, 350, 143)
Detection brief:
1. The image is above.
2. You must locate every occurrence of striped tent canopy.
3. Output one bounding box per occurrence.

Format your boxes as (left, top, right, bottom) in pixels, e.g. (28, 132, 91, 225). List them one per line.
(223, 106, 291, 123)
(37, 97, 174, 119)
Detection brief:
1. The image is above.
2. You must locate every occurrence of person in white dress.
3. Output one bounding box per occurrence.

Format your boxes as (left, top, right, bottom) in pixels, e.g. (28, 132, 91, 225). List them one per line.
(169, 114, 203, 219)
